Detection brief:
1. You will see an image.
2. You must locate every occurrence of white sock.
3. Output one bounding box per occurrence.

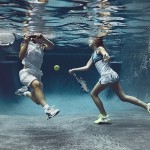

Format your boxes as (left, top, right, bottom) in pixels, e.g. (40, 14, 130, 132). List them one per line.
(23, 91, 31, 96)
(43, 104, 49, 111)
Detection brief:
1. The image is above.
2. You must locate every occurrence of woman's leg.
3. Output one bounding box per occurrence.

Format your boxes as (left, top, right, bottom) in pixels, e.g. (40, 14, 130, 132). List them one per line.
(111, 82, 147, 109)
(30, 79, 47, 107)
(90, 82, 109, 116)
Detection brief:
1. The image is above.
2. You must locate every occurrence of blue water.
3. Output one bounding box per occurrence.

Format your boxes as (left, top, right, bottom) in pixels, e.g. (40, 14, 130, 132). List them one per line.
(0, 0, 150, 116)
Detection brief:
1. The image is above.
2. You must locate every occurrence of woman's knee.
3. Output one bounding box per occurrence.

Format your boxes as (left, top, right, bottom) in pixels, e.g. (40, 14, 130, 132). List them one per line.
(119, 94, 128, 102)
(90, 90, 98, 98)
(31, 80, 42, 89)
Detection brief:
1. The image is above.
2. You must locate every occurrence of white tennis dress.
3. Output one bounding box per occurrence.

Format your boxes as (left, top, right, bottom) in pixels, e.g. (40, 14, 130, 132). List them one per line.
(92, 50, 119, 84)
(19, 42, 44, 87)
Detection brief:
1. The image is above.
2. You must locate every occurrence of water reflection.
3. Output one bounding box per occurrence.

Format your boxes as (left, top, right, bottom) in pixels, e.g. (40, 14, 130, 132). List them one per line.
(0, 0, 149, 50)
(88, 0, 126, 37)
(23, 0, 48, 34)
(0, 0, 150, 102)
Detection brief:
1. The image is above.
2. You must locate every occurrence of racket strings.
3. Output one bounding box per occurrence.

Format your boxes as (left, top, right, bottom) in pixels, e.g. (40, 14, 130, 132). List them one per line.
(75, 74, 89, 93)
(0, 33, 15, 45)
(79, 79, 89, 93)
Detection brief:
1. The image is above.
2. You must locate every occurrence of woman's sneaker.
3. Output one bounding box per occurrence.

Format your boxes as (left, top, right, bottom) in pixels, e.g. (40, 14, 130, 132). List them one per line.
(45, 106, 60, 120)
(15, 86, 28, 96)
(147, 103, 150, 113)
(94, 114, 111, 124)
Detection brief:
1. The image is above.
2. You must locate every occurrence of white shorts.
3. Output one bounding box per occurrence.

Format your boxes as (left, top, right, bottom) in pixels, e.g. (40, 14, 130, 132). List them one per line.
(99, 70, 119, 84)
(19, 68, 43, 87)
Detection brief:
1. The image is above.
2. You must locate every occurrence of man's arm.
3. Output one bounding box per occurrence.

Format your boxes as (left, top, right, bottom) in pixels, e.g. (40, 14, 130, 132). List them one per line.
(41, 35, 54, 50)
(19, 36, 30, 60)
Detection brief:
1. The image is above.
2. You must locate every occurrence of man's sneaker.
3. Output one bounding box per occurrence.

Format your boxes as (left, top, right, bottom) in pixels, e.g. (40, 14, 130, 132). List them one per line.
(15, 86, 28, 96)
(147, 103, 150, 113)
(94, 114, 111, 124)
(45, 106, 60, 120)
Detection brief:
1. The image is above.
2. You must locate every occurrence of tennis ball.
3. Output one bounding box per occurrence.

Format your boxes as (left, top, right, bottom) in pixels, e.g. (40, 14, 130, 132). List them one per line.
(54, 65, 60, 71)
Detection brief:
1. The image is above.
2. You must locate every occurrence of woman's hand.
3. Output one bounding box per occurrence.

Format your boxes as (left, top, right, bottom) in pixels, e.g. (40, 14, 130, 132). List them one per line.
(68, 69, 75, 75)
(103, 54, 110, 62)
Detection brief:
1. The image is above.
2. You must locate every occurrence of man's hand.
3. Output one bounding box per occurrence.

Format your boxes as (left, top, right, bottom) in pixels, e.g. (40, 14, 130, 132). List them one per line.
(23, 34, 30, 43)
(35, 34, 43, 39)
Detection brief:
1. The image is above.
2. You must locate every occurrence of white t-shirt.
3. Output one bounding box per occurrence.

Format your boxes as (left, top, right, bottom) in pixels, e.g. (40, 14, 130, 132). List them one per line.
(22, 42, 44, 71)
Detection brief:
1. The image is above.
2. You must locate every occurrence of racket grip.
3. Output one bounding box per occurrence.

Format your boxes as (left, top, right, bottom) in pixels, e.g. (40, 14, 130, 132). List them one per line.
(73, 73, 76, 77)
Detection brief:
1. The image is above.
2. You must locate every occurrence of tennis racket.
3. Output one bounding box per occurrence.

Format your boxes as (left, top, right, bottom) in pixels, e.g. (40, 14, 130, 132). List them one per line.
(0, 32, 16, 46)
(72, 73, 89, 93)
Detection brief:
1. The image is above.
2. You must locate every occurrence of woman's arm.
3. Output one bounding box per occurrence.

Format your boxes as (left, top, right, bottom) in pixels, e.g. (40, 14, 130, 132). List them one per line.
(97, 46, 110, 61)
(19, 36, 30, 60)
(69, 58, 93, 74)
(97, 46, 109, 56)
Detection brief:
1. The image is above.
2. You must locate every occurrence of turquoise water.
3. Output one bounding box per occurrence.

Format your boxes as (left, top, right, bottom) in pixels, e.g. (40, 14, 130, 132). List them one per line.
(0, 0, 150, 115)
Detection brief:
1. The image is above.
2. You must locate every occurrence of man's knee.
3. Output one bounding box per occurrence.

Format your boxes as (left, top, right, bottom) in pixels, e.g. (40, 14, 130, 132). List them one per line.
(31, 80, 42, 89)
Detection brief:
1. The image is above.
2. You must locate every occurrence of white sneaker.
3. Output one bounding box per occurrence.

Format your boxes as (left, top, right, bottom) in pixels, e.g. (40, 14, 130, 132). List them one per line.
(45, 106, 60, 120)
(94, 114, 111, 124)
(147, 103, 150, 113)
(15, 86, 28, 96)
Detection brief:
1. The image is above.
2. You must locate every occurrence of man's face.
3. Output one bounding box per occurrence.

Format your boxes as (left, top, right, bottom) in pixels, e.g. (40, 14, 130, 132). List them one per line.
(32, 37, 43, 44)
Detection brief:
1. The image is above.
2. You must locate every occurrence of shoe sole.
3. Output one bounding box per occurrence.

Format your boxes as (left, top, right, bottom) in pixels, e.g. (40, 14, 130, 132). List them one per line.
(95, 120, 112, 124)
(46, 110, 60, 120)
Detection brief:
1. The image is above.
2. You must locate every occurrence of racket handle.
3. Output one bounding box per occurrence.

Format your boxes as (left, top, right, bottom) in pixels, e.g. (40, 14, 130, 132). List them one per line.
(73, 73, 76, 77)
